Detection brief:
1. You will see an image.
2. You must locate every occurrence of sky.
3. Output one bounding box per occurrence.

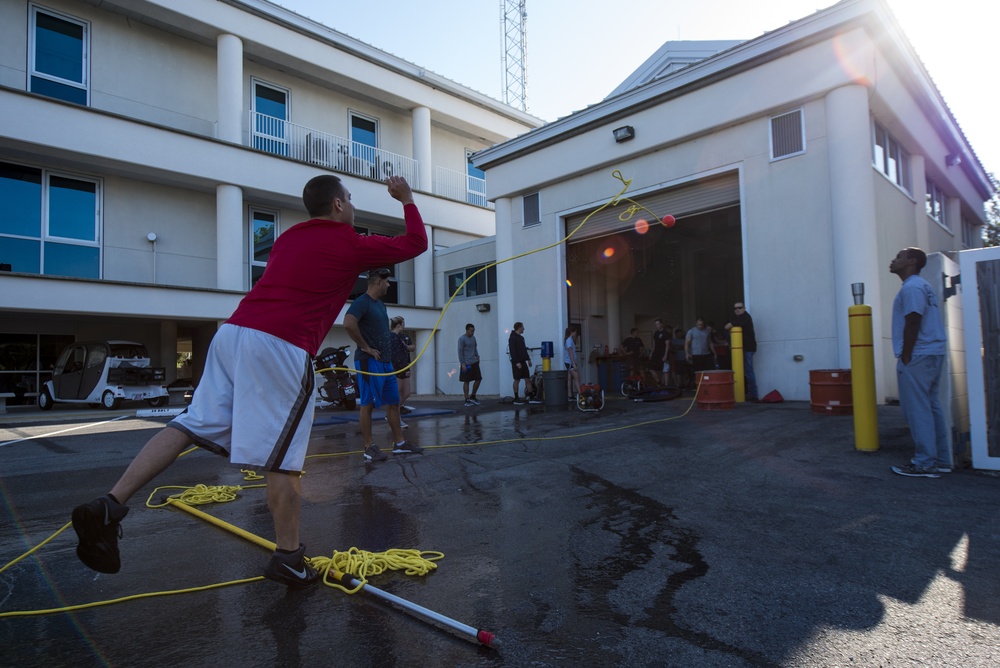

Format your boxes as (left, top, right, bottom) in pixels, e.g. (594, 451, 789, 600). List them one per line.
(275, 0, 998, 178)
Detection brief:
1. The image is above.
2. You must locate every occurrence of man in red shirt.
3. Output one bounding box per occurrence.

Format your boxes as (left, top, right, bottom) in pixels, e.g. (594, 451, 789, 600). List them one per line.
(71, 175, 427, 588)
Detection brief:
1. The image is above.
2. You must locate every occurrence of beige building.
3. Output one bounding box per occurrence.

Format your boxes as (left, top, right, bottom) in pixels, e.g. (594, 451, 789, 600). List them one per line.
(474, 0, 992, 405)
(0, 0, 540, 401)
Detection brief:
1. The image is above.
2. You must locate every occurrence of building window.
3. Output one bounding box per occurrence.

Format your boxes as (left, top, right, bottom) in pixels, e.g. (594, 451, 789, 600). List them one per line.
(0, 161, 100, 278)
(523, 192, 540, 227)
(926, 179, 949, 230)
(249, 208, 278, 287)
(446, 264, 497, 300)
(29, 5, 89, 105)
(466, 150, 487, 207)
(252, 79, 289, 156)
(872, 121, 911, 192)
(350, 112, 379, 164)
(769, 109, 805, 160)
(961, 215, 978, 249)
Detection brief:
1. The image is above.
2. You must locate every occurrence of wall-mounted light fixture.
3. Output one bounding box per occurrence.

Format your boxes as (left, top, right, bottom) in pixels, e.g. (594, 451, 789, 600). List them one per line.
(945, 153, 962, 167)
(476, 303, 491, 313)
(613, 125, 635, 143)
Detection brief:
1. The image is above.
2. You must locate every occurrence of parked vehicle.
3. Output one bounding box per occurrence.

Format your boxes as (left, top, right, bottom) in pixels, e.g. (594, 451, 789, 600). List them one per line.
(38, 341, 169, 410)
(314, 346, 358, 411)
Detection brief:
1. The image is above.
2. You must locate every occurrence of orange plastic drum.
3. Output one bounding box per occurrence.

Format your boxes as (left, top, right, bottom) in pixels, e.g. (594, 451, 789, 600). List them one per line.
(809, 369, 853, 415)
(695, 370, 735, 410)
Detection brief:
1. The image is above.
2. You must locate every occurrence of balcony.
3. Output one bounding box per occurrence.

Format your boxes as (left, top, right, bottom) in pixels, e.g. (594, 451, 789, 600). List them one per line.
(248, 112, 493, 209)
(434, 167, 493, 209)
(250, 111, 419, 187)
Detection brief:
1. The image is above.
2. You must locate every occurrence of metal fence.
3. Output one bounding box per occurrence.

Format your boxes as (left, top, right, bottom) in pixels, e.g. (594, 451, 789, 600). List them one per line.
(249, 111, 419, 188)
(434, 166, 492, 209)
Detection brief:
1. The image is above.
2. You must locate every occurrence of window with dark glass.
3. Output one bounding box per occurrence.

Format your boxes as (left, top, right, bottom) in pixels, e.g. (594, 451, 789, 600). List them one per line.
(30, 6, 89, 105)
(252, 81, 289, 156)
(0, 161, 100, 278)
(446, 264, 497, 299)
(466, 150, 487, 207)
(250, 208, 277, 287)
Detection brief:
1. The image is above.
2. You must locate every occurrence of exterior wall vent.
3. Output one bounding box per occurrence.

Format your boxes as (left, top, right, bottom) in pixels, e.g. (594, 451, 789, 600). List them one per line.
(770, 109, 805, 160)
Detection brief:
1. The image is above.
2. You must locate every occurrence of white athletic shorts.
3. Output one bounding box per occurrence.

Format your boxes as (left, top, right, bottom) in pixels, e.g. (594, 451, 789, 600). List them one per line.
(169, 324, 316, 474)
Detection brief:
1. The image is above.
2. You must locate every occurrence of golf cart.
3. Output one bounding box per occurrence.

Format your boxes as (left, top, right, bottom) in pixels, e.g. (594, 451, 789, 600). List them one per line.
(38, 340, 169, 410)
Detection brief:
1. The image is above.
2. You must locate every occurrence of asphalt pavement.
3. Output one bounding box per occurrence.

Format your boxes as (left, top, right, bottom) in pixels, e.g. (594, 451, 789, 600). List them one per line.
(2, 392, 1000, 667)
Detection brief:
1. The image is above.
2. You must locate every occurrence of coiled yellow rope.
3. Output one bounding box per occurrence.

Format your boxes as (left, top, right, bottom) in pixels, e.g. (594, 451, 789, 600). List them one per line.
(312, 547, 443, 594)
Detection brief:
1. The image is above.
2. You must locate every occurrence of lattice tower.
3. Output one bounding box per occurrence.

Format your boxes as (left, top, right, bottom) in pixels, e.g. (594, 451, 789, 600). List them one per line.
(500, 0, 527, 111)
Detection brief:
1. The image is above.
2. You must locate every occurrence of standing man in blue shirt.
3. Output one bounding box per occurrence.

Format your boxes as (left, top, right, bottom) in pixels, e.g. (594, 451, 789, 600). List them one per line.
(888, 248, 950, 478)
(345, 268, 423, 462)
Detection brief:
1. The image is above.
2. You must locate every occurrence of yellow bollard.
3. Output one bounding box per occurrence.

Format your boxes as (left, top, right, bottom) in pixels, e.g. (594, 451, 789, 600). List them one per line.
(848, 304, 879, 451)
(730, 327, 745, 403)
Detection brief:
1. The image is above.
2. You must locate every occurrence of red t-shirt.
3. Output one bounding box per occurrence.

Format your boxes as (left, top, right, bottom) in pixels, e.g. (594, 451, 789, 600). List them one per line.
(227, 203, 427, 356)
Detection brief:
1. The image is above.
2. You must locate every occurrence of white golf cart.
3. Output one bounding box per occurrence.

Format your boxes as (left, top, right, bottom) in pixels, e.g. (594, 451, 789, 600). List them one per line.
(38, 340, 169, 410)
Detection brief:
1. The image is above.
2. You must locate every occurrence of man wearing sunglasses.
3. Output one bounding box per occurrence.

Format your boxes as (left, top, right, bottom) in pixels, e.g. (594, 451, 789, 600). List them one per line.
(70, 175, 427, 590)
(345, 268, 423, 461)
(725, 302, 758, 402)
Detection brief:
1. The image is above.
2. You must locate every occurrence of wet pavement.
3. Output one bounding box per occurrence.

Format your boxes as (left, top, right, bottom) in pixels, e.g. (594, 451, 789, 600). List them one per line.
(3, 393, 1000, 667)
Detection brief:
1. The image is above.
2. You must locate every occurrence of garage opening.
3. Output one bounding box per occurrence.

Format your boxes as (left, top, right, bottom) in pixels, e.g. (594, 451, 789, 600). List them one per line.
(564, 172, 743, 385)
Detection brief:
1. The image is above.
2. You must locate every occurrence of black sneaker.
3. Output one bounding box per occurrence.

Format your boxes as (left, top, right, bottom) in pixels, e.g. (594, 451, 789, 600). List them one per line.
(527, 395, 542, 404)
(891, 464, 940, 478)
(513, 397, 526, 405)
(392, 441, 424, 454)
(263, 544, 320, 589)
(364, 444, 388, 462)
(468, 397, 481, 406)
(72, 494, 130, 574)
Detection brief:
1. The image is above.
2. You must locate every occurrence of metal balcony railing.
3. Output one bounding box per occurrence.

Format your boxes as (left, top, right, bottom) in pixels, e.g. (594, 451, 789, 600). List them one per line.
(434, 166, 493, 209)
(249, 111, 419, 188)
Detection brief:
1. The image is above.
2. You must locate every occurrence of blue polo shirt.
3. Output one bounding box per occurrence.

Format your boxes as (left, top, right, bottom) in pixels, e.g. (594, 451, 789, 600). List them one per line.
(892, 274, 946, 357)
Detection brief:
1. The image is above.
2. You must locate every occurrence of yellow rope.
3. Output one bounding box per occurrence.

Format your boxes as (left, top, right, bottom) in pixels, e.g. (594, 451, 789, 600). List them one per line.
(1, 374, 703, 616)
(312, 547, 443, 594)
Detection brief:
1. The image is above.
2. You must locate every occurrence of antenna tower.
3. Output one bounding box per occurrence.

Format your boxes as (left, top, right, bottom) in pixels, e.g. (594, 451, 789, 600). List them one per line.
(500, 0, 527, 111)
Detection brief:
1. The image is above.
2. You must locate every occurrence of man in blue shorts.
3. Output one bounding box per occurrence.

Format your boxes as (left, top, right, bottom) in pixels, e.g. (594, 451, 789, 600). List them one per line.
(344, 268, 424, 462)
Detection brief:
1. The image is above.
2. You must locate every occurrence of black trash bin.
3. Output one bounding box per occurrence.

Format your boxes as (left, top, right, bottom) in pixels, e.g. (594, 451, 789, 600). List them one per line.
(542, 370, 567, 407)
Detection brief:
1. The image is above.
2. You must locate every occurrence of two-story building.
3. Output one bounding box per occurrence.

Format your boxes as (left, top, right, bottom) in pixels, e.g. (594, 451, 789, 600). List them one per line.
(0, 0, 541, 400)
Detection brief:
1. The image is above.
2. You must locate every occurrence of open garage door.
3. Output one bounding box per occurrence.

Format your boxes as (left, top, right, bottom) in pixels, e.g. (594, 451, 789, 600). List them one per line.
(565, 171, 740, 242)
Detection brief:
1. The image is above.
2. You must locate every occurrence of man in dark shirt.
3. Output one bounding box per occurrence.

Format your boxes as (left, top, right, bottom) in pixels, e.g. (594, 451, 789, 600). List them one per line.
(621, 328, 645, 377)
(649, 319, 670, 386)
(725, 301, 758, 401)
(508, 322, 538, 404)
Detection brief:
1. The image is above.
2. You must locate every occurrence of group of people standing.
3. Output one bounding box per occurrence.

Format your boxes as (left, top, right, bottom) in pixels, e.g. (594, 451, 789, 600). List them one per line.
(463, 322, 582, 405)
(621, 308, 758, 401)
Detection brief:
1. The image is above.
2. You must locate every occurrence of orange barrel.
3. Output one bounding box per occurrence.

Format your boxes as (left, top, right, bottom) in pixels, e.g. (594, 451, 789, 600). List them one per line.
(809, 369, 853, 415)
(695, 370, 735, 410)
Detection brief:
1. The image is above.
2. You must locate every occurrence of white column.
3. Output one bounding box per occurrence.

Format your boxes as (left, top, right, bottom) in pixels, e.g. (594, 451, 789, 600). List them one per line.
(216, 184, 244, 290)
(413, 223, 434, 307)
(494, 197, 515, 392)
(826, 84, 883, 396)
(606, 279, 621, 354)
(910, 154, 928, 251)
(216, 34, 243, 144)
(414, 330, 436, 396)
(412, 106, 432, 192)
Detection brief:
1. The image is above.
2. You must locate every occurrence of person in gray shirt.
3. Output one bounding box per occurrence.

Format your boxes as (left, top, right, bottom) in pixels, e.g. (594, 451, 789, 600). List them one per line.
(685, 318, 717, 374)
(458, 323, 482, 406)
